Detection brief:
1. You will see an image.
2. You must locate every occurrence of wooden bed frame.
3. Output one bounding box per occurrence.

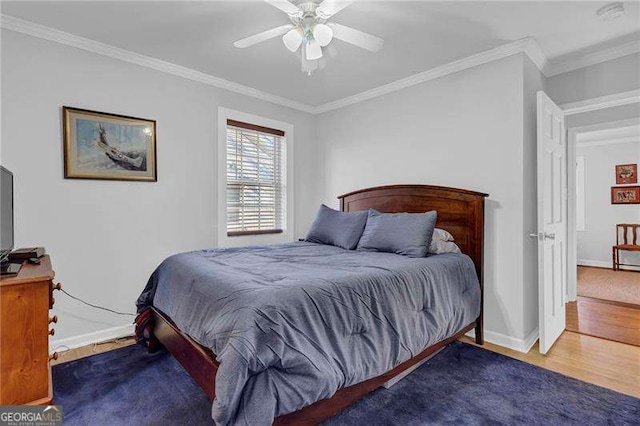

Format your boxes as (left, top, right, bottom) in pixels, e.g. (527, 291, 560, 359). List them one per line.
(136, 184, 488, 425)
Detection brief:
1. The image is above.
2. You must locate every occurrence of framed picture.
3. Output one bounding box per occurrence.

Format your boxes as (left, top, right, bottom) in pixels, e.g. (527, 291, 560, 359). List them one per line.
(611, 186, 640, 204)
(63, 106, 157, 181)
(615, 163, 637, 184)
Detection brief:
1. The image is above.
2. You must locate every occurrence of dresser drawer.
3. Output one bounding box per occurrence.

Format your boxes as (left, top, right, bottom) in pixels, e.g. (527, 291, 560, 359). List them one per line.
(0, 255, 56, 405)
(0, 281, 50, 404)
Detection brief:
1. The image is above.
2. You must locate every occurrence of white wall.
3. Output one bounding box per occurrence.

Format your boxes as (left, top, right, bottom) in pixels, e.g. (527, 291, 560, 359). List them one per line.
(547, 53, 640, 105)
(547, 53, 640, 136)
(4, 24, 639, 352)
(576, 141, 640, 267)
(568, 104, 640, 129)
(522, 56, 545, 342)
(0, 30, 320, 346)
(317, 54, 534, 347)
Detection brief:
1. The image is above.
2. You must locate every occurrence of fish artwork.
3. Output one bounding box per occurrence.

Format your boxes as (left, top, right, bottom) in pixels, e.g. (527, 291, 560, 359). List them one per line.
(95, 124, 144, 170)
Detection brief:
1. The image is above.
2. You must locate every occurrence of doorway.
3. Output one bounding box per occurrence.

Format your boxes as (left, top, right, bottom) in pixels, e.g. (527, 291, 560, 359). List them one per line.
(566, 117, 640, 346)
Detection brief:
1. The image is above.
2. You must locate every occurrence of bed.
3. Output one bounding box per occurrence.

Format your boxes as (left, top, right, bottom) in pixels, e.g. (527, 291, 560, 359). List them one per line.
(135, 184, 488, 425)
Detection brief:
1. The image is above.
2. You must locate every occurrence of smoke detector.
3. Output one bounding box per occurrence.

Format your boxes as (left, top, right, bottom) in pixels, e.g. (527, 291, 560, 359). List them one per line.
(597, 2, 625, 22)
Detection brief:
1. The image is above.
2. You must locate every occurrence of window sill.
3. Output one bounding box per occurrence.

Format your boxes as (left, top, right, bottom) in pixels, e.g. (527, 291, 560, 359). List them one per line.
(227, 229, 283, 237)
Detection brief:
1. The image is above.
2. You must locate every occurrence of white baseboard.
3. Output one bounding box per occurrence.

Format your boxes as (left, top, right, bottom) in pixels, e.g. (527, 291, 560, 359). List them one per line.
(50, 323, 540, 357)
(466, 327, 539, 353)
(578, 259, 640, 271)
(522, 328, 539, 353)
(50, 324, 134, 354)
(577, 259, 611, 268)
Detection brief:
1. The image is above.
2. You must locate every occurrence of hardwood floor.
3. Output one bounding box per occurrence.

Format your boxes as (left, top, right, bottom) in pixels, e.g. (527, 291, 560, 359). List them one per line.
(567, 296, 640, 346)
(460, 332, 640, 398)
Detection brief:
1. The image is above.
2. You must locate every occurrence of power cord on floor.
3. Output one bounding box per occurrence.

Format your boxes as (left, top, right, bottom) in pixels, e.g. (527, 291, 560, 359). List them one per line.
(60, 288, 136, 317)
(51, 337, 136, 359)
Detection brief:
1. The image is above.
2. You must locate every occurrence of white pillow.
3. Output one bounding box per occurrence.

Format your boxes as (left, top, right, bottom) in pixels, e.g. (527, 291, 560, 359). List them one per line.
(433, 228, 454, 242)
(429, 240, 462, 254)
(431, 228, 454, 241)
(429, 228, 456, 253)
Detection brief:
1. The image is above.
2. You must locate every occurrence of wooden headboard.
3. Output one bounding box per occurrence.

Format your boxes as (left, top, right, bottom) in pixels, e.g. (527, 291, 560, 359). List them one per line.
(338, 184, 489, 280)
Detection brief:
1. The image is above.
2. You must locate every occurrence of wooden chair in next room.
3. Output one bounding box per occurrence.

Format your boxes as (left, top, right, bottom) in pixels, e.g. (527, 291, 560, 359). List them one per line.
(613, 224, 640, 271)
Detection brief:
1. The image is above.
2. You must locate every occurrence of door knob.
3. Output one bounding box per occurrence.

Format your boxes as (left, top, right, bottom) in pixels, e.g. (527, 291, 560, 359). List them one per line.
(528, 233, 540, 239)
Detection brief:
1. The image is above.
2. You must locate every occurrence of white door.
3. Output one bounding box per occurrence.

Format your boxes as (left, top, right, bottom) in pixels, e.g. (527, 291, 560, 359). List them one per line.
(536, 91, 567, 354)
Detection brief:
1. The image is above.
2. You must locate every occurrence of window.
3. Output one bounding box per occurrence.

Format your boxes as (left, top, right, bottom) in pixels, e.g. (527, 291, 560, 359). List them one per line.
(225, 119, 286, 237)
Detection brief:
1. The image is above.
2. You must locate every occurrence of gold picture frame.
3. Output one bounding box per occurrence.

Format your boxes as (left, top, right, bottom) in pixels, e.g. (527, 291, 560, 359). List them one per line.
(63, 106, 157, 181)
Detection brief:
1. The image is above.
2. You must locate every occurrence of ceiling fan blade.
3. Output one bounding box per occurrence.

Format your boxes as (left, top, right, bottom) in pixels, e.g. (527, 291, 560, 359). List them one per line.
(264, 0, 303, 17)
(316, 0, 355, 19)
(233, 24, 293, 49)
(327, 23, 384, 52)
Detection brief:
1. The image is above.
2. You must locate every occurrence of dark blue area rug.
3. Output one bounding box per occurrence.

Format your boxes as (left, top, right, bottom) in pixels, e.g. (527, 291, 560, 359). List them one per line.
(53, 342, 639, 425)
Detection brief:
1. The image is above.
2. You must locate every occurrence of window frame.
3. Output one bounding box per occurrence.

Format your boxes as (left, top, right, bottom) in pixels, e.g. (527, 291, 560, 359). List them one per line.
(217, 108, 294, 248)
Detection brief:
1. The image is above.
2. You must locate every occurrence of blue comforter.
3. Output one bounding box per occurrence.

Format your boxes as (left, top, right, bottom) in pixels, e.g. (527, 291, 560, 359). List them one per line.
(136, 242, 480, 425)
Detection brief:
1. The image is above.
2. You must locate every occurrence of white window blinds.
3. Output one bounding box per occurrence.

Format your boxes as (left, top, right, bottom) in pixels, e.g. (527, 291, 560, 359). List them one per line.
(226, 119, 286, 236)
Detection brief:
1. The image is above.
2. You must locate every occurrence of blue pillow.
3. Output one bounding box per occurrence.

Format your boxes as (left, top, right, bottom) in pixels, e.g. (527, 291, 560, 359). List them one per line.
(306, 204, 369, 250)
(357, 210, 438, 257)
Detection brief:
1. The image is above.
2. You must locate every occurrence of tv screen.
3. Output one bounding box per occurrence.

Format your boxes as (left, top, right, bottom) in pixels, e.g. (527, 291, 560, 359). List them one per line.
(1, 166, 14, 259)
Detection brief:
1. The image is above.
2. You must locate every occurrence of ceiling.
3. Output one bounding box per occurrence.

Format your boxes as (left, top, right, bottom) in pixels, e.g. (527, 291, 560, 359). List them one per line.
(2, 1, 639, 106)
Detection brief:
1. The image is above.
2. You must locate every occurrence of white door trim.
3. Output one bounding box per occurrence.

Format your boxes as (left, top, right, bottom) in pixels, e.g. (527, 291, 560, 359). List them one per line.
(566, 116, 640, 301)
(560, 89, 640, 116)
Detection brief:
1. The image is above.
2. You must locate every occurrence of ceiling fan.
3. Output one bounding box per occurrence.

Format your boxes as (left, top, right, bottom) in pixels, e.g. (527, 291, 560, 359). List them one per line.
(233, 0, 384, 75)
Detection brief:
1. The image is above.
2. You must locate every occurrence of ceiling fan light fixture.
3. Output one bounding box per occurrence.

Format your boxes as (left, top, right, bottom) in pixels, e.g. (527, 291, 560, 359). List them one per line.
(312, 23, 333, 47)
(306, 39, 323, 60)
(282, 28, 303, 52)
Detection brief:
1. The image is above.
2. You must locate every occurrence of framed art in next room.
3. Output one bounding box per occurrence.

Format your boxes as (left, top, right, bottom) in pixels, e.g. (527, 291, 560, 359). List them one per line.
(63, 106, 157, 181)
(611, 186, 640, 204)
(615, 163, 637, 184)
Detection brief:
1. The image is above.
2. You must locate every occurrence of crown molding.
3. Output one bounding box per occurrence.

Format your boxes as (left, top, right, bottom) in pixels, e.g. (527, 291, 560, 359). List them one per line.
(2, 14, 538, 115)
(0, 14, 316, 114)
(316, 37, 640, 112)
(560, 89, 640, 115)
(2, 13, 638, 116)
(524, 38, 550, 75)
(314, 37, 533, 114)
(545, 39, 640, 77)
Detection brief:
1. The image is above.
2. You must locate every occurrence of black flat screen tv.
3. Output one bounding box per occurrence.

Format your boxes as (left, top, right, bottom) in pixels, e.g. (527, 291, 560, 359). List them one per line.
(1, 166, 14, 264)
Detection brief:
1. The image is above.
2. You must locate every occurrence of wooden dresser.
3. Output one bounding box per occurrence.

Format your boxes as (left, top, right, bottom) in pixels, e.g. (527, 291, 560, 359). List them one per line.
(0, 256, 61, 405)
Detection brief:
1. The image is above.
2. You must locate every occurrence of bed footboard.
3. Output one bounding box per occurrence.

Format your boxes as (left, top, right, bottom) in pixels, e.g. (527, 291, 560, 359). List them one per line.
(135, 307, 219, 400)
(475, 316, 484, 345)
(136, 307, 480, 424)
